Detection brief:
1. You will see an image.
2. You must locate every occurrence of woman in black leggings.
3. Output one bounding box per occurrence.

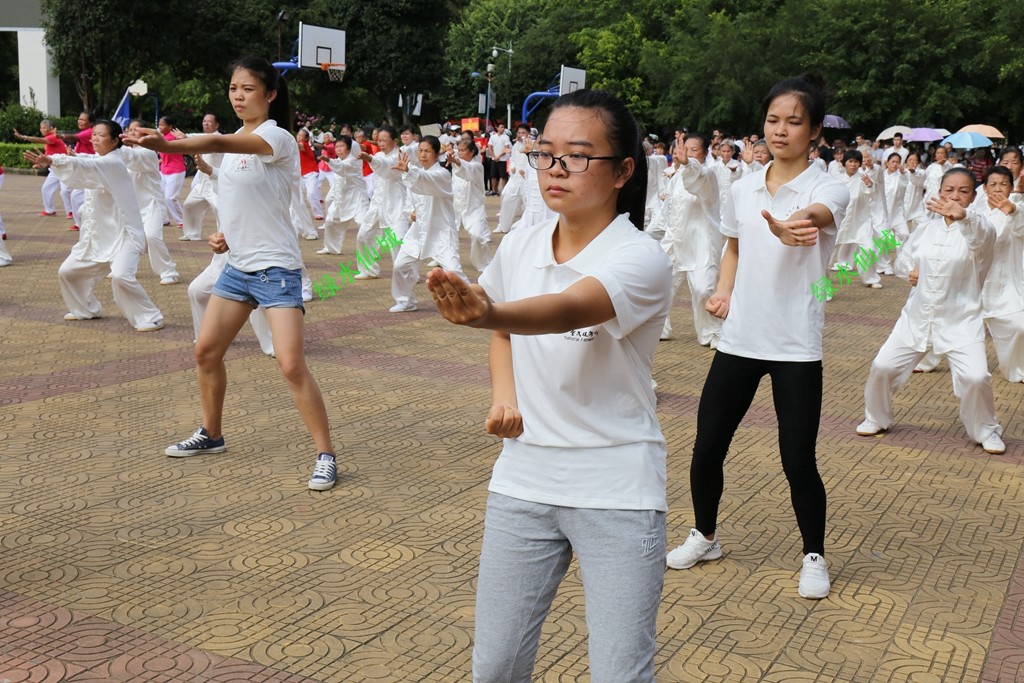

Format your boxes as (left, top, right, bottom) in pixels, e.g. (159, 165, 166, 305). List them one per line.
(665, 74, 850, 599)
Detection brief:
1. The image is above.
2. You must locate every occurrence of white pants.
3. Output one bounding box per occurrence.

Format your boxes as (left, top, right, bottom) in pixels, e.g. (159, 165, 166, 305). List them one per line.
(662, 265, 722, 345)
(58, 239, 163, 328)
(391, 245, 467, 307)
(162, 172, 185, 224)
(143, 210, 178, 281)
(290, 192, 318, 239)
(354, 216, 409, 277)
(864, 336, 1001, 444)
(182, 189, 216, 240)
(834, 242, 881, 285)
(495, 186, 526, 233)
(0, 237, 10, 266)
(302, 172, 323, 217)
(461, 217, 492, 272)
(986, 312, 1024, 382)
(41, 171, 69, 214)
(322, 217, 357, 254)
(70, 189, 85, 226)
(187, 255, 274, 355)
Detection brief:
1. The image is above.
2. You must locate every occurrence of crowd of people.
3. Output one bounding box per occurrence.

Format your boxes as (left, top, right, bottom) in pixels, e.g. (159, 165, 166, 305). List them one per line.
(2, 58, 1023, 681)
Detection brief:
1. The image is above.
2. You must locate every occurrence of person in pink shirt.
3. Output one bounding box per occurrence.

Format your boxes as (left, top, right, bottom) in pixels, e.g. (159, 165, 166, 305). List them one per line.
(158, 116, 187, 227)
(14, 120, 71, 216)
(58, 111, 95, 231)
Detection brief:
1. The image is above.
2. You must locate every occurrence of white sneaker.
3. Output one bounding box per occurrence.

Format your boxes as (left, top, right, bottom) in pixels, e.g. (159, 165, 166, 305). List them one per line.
(883, 268, 894, 276)
(353, 273, 377, 280)
(982, 433, 1006, 454)
(856, 419, 883, 436)
(666, 528, 722, 569)
(159, 277, 179, 285)
(868, 283, 883, 289)
(798, 553, 830, 599)
(389, 302, 418, 313)
(304, 233, 319, 241)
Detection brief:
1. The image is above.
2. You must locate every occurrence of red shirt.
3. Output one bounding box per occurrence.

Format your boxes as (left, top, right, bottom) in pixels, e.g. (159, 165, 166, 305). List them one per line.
(159, 132, 186, 175)
(318, 142, 337, 173)
(74, 128, 94, 155)
(360, 142, 379, 176)
(299, 140, 318, 176)
(44, 133, 68, 156)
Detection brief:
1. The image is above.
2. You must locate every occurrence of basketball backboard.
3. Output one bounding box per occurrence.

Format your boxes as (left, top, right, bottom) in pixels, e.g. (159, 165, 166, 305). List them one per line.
(298, 22, 346, 70)
(559, 66, 586, 96)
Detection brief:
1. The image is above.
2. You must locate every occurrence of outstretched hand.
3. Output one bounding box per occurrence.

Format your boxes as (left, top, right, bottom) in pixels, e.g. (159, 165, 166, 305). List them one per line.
(925, 196, 967, 223)
(120, 127, 167, 151)
(762, 209, 817, 247)
(426, 268, 491, 327)
(392, 151, 410, 173)
(23, 149, 51, 168)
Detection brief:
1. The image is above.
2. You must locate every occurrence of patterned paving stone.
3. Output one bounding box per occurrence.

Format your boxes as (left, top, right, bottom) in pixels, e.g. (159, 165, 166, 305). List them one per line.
(1, 171, 1023, 681)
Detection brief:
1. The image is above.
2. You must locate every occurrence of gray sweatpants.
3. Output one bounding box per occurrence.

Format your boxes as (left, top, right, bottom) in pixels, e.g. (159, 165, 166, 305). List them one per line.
(472, 493, 665, 683)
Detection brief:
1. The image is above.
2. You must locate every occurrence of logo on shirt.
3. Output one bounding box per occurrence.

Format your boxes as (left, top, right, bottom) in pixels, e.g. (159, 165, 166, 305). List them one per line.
(234, 156, 254, 172)
(563, 329, 599, 342)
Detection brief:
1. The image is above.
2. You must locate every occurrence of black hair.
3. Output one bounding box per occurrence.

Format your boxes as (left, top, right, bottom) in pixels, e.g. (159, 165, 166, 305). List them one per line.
(228, 56, 292, 133)
(549, 89, 647, 229)
(685, 132, 709, 152)
(203, 111, 220, 124)
(400, 124, 415, 134)
(379, 125, 398, 142)
(128, 118, 145, 128)
(892, 132, 903, 139)
(336, 134, 353, 155)
(93, 119, 123, 148)
(80, 111, 95, 124)
(984, 165, 1014, 185)
(459, 138, 480, 158)
(941, 167, 975, 187)
(886, 152, 902, 163)
(762, 73, 827, 138)
(905, 151, 920, 163)
(844, 149, 863, 164)
(999, 146, 1023, 165)
(159, 115, 176, 127)
(420, 135, 441, 154)
(517, 123, 530, 133)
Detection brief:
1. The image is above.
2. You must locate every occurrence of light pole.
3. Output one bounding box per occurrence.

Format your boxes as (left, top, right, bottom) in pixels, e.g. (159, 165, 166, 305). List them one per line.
(491, 42, 514, 126)
(485, 63, 494, 131)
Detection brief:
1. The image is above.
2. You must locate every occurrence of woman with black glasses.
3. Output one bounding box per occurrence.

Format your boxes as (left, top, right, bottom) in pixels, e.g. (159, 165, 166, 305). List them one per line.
(426, 89, 671, 682)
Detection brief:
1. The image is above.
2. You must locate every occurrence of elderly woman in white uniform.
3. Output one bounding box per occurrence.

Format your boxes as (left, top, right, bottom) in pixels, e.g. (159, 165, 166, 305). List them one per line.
(123, 119, 179, 284)
(354, 126, 409, 279)
(26, 120, 164, 331)
(448, 138, 492, 271)
(317, 135, 368, 256)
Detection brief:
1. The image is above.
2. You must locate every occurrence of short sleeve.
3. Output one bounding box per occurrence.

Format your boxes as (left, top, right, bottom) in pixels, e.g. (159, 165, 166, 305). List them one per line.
(588, 236, 672, 339)
(478, 237, 509, 303)
(253, 126, 294, 165)
(721, 183, 740, 238)
(813, 175, 850, 234)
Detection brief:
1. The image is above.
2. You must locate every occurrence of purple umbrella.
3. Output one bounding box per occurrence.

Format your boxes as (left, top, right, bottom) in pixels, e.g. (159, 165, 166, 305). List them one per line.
(823, 114, 850, 129)
(904, 127, 945, 142)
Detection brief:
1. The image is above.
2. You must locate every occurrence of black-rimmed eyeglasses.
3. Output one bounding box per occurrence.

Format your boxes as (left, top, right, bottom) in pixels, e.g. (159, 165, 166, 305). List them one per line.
(526, 151, 621, 173)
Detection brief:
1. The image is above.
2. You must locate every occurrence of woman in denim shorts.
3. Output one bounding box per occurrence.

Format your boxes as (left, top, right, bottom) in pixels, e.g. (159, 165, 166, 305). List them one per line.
(124, 56, 339, 491)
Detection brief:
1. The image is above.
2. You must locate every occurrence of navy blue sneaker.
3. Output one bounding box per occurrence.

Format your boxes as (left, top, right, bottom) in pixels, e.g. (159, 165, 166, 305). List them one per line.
(164, 427, 226, 457)
(308, 453, 337, 491)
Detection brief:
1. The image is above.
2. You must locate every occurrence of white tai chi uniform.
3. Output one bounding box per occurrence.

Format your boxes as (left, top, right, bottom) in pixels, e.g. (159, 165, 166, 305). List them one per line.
(289, 174, 318, 240)
(711, 157, 743, 228)
(391, 163, 468, 308)
(862, 211, 1002, 444)
(320, 145, 368, 254)
(452, 157, 492, 271)
(160, 167, 186, 225)
(644, 153, 668, 230)
(181, 132, 222, 240)
(654, 157, 723, 344)
(924, 161, 950, 217)
(188, 252, 274, 356)
(875, 168, 907, 273)
(834, 172, 881, 286)
(511, 159, 556, 232)
(50, 150, 164, 329)
(495, 141, 528, 234)
(980, 198, 1024, 382)
(902, 166, 927, 232)
(356, 148, 410, 277)
(121, 146, 179, 282)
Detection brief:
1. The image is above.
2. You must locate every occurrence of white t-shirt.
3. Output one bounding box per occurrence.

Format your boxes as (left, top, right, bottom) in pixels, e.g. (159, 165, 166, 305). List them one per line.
(489, 132, 511, 161)
(478, 213, 673, 511)
(217, 120, 304, 272)
(717, 162, 849, 362)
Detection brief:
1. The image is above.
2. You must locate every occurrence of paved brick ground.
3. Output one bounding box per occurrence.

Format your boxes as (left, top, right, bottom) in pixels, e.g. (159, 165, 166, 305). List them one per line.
(0, 170, 1022, 682)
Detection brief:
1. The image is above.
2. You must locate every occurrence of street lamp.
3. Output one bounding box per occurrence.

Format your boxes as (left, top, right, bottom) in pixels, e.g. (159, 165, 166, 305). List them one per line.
(491, 42, 514, 127)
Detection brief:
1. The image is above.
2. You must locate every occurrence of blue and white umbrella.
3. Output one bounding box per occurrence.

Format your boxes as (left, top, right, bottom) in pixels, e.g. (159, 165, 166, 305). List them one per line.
(940, 131, 993, 149)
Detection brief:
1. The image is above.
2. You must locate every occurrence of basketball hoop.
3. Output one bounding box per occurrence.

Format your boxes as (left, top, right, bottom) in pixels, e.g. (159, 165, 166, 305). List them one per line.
(320, 62, 346, 82)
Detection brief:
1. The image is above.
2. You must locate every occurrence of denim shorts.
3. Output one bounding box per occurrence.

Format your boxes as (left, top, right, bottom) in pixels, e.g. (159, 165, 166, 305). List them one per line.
(212, 264, 305, 313)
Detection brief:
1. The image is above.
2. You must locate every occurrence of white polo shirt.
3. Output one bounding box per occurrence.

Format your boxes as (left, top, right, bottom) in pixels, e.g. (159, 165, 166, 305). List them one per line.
(718, 162, 849, 362)
(218, 120, 304, 272)
(478, 213, 673, 511)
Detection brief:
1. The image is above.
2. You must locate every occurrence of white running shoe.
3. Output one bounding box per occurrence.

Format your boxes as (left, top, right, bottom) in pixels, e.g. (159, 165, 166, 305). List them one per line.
(389, 301, 418, 313)
(982, 433, 1006, 454)
(856, 419, 883, 436)
(666, 528, 722, 569)
(798, 553, 830, 599)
